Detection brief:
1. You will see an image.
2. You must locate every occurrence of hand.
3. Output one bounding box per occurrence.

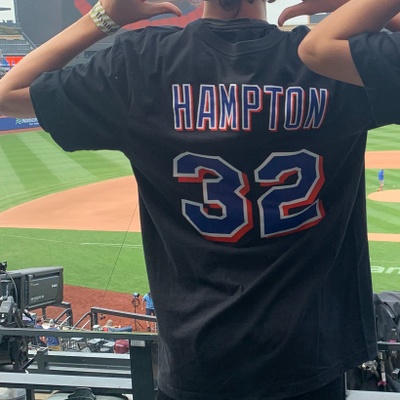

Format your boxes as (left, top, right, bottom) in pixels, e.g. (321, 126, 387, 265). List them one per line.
(101, 0, 182, 27)
(276, 0, 349, 26)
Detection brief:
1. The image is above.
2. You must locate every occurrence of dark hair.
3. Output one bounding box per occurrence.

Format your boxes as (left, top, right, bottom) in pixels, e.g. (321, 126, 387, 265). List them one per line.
(218, 0, 255, 11)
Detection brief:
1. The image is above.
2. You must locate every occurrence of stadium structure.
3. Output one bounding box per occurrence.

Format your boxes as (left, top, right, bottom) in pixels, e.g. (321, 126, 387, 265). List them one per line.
(0, 2, 35, 78)
(0, 0, 203, 66)
(0, 0, 325, 68)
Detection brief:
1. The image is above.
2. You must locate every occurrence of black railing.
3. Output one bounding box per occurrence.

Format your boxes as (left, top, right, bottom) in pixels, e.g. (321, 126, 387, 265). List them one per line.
(0, 327, 157, 400)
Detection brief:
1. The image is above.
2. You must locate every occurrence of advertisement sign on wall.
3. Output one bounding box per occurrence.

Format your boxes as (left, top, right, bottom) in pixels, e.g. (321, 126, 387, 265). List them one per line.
(0, 116, 40, 131)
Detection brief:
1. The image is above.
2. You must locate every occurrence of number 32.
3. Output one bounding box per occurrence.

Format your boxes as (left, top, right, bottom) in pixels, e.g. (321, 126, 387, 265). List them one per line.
(173, 150, 325, 243)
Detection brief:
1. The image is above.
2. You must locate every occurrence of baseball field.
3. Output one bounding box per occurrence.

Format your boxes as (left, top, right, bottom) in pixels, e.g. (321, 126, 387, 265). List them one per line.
(1, 125, 400, 323)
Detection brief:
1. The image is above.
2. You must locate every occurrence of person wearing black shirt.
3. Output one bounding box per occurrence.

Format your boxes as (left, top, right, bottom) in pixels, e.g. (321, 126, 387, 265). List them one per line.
(0, 0, 386, 398)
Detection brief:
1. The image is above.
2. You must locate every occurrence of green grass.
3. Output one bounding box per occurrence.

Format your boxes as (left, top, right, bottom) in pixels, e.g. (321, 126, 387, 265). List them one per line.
(366, 125, 400, 291)
(2, 126, 400, 295)
(365, 130, 400, 233)
(369, 241, 400, 292)
(0, 228, 147, 294)
(0, 130, 132, 212)
(366, 168, 400, 233)
(366, 125, 400, 151)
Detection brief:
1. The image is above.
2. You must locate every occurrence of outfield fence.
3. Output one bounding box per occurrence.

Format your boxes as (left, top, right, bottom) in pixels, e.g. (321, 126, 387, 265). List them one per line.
(0, 115, 40, 131)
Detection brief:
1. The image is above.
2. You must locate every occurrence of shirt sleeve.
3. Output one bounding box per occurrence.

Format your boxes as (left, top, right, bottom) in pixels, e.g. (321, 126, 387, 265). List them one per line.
(349, 31, 400, 126)
(30, 36, 131, 152)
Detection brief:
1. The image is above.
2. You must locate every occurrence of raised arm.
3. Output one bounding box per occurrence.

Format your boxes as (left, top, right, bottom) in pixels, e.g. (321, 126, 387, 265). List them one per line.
(296, 0, 400, 86)
(275, 0, 349, 27)
(0, 0, 181, 118)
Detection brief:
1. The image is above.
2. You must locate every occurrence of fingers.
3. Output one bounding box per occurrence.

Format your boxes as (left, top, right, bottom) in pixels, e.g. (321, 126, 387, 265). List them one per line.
(144, 2, 182, 18)
(277, 3, 317, 26)
(102, 0, 182, 26)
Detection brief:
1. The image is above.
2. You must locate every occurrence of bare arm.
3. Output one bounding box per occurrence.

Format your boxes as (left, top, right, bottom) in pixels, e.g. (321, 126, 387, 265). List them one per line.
(295, 0, 400, 86)
(275, 0, 349, 27)
(277, 0, 400, 31)
(0, 0, 181, 118)
(384, 12, 400, 32)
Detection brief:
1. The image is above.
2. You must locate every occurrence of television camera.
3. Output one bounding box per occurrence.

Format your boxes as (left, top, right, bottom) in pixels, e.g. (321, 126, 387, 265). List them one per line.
(0, 263, 63, 369)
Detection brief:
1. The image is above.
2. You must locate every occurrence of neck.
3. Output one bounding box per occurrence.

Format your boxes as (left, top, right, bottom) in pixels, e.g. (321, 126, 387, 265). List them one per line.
(202, 0, 267, 20)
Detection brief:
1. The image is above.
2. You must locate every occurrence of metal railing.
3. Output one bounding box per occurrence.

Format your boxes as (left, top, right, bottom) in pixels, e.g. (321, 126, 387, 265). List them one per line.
(0, 327, 399, 400)
(0, 326, 157, 400)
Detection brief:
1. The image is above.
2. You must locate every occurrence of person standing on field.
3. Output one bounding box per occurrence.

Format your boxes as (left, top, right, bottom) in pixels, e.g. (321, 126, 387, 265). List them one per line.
(378, 169, 385, 192)
(142, 291, 156, 332)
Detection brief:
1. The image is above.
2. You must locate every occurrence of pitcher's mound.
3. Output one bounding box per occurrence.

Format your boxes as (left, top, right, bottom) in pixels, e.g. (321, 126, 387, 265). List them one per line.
(368, 189, 400, 203)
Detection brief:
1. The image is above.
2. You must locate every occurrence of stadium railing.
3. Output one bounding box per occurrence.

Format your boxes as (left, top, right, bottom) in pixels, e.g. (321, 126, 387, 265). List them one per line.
(0, 328, 399, 400)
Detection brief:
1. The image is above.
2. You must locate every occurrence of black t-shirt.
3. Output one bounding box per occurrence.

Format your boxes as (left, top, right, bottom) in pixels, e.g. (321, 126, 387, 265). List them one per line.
(31, 18, 378, 400)
(350, 31, 400, 125)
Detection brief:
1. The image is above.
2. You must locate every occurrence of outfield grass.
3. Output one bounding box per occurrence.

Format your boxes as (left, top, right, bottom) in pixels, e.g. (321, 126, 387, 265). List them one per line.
(1, 126, 400, 294)
(0, 130, 132, 212)
(366, 125, 400, 292)
(0, 228, 146, 293)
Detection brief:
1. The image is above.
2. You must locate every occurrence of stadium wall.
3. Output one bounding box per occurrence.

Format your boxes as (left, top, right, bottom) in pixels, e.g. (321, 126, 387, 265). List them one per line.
(0, 116, 40, 131)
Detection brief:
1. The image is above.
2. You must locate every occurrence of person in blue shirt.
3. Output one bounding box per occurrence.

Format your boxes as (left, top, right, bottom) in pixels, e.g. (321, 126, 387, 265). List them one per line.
(33, 316, 47, 347)
(378, 169, 385, 192)
(47, 319, 62, 350)
(142, 292, 156, 332)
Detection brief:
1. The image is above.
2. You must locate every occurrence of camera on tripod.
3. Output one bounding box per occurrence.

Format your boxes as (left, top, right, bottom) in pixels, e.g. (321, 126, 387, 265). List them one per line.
(131, 292, 141, 309)
(0, 265, 64, 369)
(0, 261, 7, 273)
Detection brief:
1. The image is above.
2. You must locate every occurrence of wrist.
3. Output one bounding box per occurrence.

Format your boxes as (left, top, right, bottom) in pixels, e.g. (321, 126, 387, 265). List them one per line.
(90, 1, 121, 36)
